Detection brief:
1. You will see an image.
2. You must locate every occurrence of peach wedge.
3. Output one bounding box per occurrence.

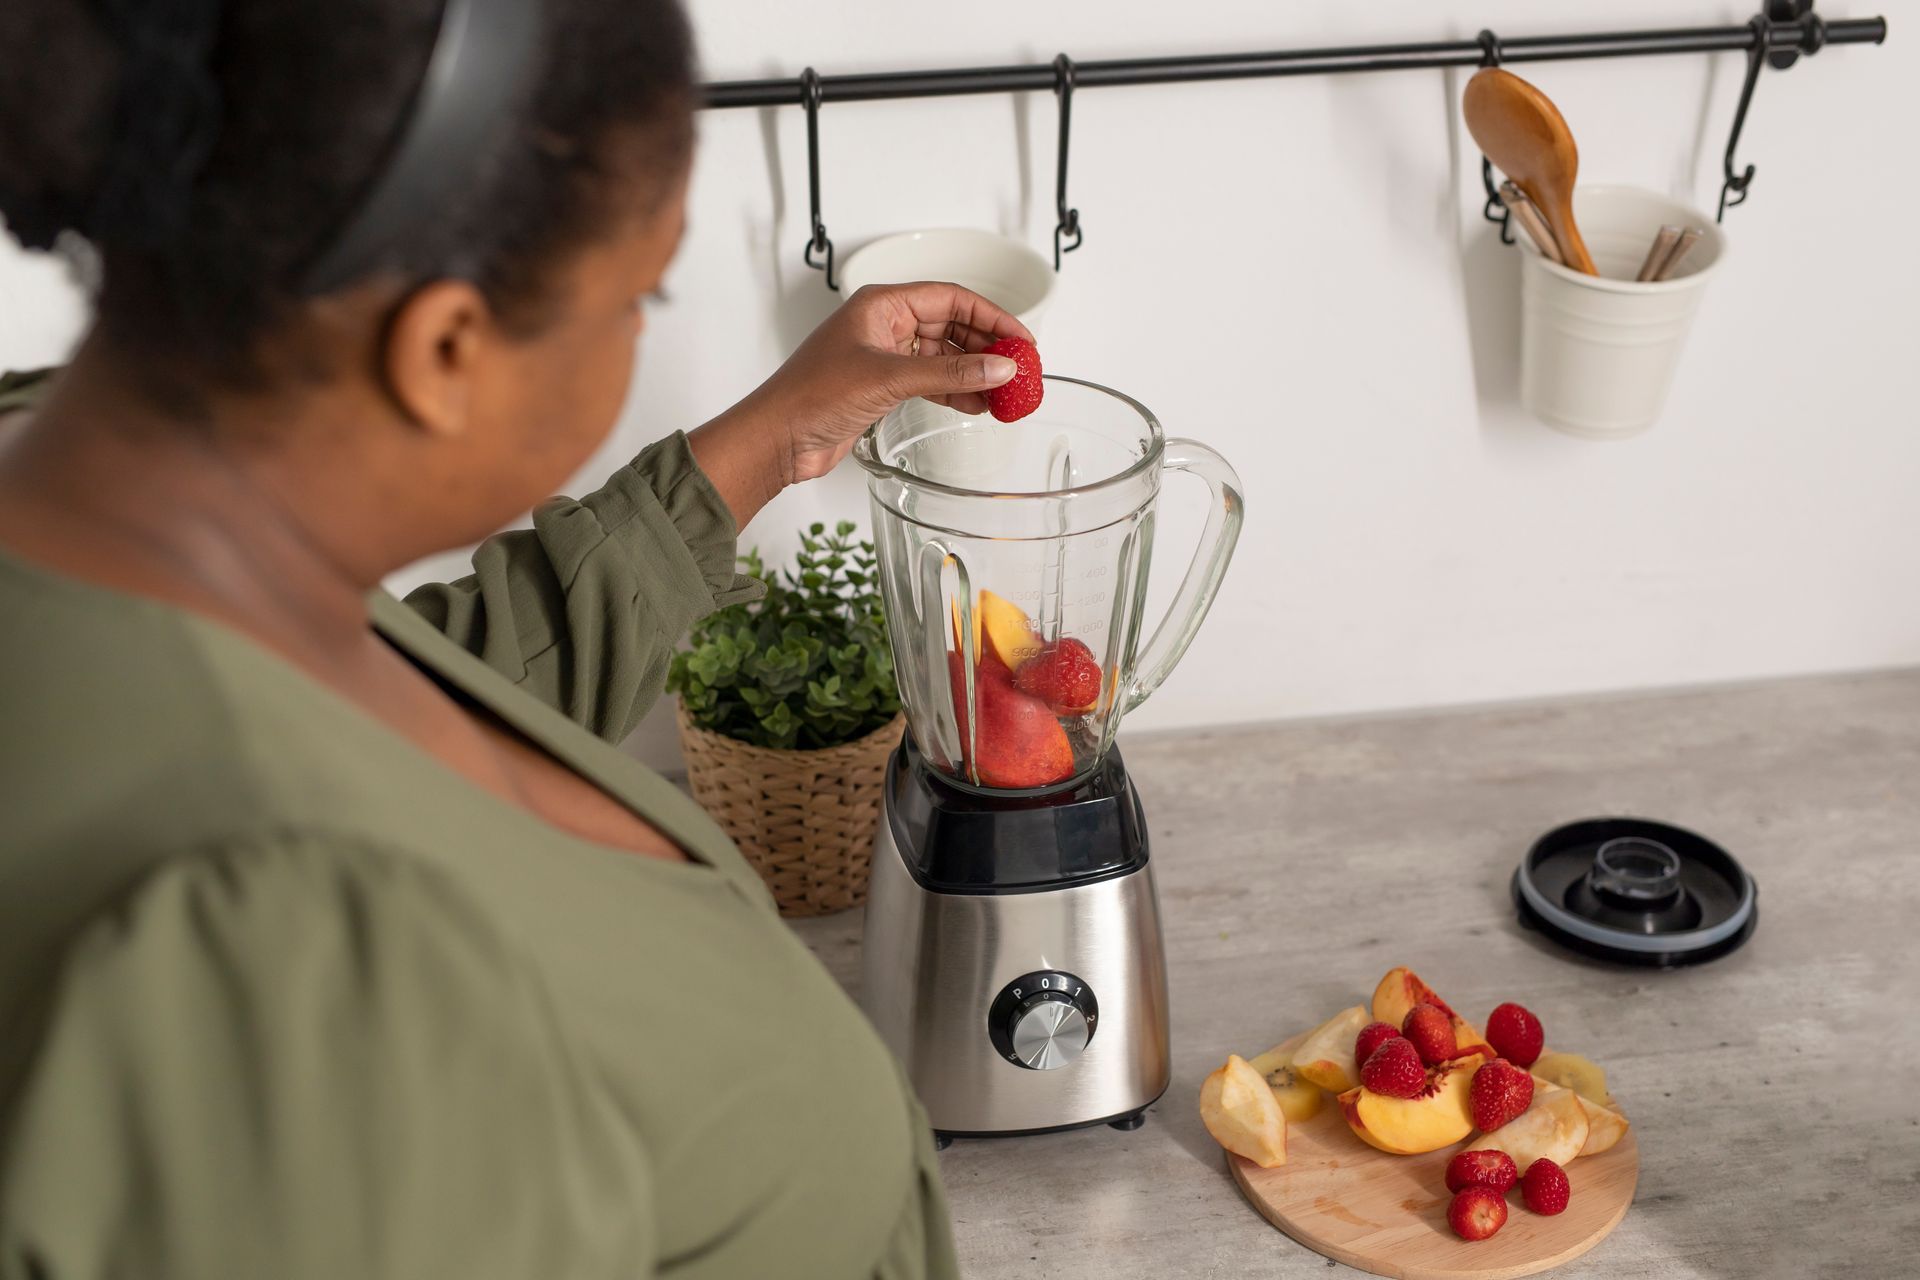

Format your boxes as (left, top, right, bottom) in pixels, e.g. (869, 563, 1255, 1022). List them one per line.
(1200, 1054, 1288, 1168)
(1337, 1058, 1476, 1156)
(1369, 966, 1495, 1061)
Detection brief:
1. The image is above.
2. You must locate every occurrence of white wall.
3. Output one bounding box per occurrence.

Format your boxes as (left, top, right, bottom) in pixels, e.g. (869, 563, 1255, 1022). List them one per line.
(5, 2, 1916, 774)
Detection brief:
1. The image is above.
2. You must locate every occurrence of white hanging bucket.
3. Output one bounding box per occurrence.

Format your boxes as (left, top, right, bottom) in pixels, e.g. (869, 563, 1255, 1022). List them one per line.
(1519, 185, 1727, 439)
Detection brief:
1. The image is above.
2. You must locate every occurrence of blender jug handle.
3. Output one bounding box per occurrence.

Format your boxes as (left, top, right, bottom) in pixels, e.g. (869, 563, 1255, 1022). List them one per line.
(1123, 438, 1245, 714)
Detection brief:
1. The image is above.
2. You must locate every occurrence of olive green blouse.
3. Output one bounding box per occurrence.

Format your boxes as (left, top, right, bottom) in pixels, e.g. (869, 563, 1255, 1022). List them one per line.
(0, 371, 956, 1279)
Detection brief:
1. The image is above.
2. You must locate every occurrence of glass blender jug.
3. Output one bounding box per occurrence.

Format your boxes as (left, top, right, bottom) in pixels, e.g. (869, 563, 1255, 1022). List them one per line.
(855, 375, 1244, 792)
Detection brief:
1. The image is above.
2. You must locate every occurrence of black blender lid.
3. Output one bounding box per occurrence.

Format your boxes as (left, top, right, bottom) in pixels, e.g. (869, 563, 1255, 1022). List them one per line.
(1513, 817, 1757, 967)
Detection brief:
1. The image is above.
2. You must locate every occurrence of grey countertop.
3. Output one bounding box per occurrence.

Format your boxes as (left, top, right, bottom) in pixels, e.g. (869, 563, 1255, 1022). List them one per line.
(786, 669, 1920, 1279)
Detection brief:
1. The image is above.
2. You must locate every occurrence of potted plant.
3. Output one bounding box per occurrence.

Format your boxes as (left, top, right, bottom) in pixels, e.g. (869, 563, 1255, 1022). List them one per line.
(668, 521, 904, 916)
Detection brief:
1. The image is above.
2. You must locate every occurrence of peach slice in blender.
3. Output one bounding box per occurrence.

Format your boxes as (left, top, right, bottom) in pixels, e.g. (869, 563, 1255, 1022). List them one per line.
(946, 653, 1074, 790)
(979, 589, 1044, 670)
(949, 590, 1044, 672)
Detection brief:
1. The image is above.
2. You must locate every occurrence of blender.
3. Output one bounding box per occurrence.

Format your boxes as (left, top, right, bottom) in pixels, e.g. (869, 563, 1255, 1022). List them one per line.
(854, 375, 1244, 1141)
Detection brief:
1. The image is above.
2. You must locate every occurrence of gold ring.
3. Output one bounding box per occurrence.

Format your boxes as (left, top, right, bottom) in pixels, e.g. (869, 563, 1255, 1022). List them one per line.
(910, 336, 921, 357)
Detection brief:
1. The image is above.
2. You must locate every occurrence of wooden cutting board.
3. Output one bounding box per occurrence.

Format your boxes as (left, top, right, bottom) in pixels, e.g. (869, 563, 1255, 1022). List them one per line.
(1228, 1036, 1638, 1279)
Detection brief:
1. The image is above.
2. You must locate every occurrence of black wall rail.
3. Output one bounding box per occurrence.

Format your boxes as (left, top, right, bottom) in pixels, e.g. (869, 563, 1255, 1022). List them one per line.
(701, 3, 1888, 288)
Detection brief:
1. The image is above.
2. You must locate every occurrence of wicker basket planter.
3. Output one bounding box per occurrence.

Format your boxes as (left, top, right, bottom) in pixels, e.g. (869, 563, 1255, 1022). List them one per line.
(676, 704, 904, 917)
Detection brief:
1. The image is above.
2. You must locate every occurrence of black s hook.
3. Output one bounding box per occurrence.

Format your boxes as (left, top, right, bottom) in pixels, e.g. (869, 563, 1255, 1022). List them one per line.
(1474, 30, 1513, 245)
(1052, 54, 1082, 270)
(1720, 1, 1828, 221)
(800, 67, 837, 289)
(1717, 15, 1769, 220)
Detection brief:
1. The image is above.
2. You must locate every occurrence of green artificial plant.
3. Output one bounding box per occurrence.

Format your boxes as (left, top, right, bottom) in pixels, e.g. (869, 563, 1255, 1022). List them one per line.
(668, 521, 900, 751)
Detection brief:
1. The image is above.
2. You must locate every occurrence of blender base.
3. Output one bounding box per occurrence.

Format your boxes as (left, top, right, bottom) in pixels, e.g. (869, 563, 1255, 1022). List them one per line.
(861, 744, 1171, 1139)
(931, 1099, 1161, 1149)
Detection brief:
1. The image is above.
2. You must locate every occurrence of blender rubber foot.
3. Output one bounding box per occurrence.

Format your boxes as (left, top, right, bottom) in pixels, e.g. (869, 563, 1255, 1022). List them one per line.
(1108, 1111, 1147, 1132)
(933, 1132, 953, 1151)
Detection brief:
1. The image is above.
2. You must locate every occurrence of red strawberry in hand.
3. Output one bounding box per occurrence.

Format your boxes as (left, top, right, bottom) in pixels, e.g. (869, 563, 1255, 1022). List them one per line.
(984, 337, 1044, 422)
(1013, 638, 1102, 713)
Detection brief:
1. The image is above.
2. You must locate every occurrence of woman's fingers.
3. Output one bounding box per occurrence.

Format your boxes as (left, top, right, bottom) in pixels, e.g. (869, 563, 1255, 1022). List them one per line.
(880, 347, 1017, 407)
(912, 320, 1014, 355)
(882, 281, 1035, 347)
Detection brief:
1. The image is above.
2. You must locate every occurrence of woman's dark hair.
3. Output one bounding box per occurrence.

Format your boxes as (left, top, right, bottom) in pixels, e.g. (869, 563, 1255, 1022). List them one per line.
(0, 0, 696, 387)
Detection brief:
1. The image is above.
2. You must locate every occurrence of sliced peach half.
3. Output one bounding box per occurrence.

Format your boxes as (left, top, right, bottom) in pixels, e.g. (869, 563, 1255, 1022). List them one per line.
(1369, 966, 1495, 1061)
(1289, 1005, 1371, 1094)
(1199, 1054, 1288, 1168)
(1336, 1057, 1475, 1156)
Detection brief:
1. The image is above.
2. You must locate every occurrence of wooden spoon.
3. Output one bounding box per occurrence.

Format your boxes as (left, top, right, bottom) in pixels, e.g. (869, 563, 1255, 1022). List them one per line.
(1464, 68, 1598, 276)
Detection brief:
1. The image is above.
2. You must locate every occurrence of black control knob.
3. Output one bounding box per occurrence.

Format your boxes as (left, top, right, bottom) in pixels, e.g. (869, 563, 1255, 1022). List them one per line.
(988, 971, 1098, 1070)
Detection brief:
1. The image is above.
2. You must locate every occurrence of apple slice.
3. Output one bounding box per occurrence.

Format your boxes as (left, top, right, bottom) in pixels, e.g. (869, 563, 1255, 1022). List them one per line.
(1336, 1057, 1475, 1155)
(1200, 1054, 1287, 1168)
(1464, 1082, 1589, 1174)
(1532, 1049, 1615, 1108)
(1369, 966, 1495, 1061)
(1574, 1094, 1630, 1157)
(1289, 1006, 1371, 1094)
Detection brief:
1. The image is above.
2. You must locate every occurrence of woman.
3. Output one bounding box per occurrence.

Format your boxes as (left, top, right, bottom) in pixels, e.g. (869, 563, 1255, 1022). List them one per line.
(0, 2, 1030, 1276)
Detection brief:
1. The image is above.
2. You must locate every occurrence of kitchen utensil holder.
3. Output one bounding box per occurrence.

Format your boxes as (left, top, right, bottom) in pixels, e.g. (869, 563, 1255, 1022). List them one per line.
(726, 3, 1883, 288)
(1518, 185, 1727, 438)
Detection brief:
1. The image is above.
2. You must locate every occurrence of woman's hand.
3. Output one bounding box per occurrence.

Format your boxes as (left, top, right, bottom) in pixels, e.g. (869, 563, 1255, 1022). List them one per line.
(688, 283, 1033, 523)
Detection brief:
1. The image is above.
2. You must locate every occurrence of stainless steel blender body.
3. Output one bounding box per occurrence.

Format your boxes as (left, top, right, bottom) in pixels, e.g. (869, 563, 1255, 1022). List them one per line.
(853, 377, 1243, 1138)
(862, 803, 1171, 1135)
